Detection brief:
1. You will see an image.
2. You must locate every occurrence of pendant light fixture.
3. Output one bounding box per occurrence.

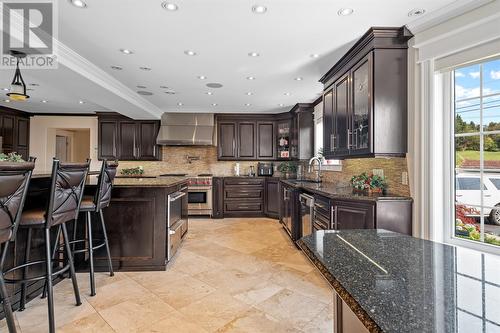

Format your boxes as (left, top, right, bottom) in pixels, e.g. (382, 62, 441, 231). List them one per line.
(6, 51, 29, 101)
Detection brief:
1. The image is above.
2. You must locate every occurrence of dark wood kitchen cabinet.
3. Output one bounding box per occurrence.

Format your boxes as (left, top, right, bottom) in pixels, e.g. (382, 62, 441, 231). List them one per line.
(290, 103, 314, 160)
(218, 121, 237, 159)
(238, 121, 256, 159)
(332, 200, 375, 230)
(97, 113, 161, 161)
(257, 121, 276, 160)
(212, 177, 224, 219)
(0, 106, 30, 160)
(264, 177, 279, 218)
(223, 177, 264, 216)
(320, 27, 412, 159)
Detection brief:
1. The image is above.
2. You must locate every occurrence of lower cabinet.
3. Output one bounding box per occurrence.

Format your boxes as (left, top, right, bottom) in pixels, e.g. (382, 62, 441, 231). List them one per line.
(212, 177, 224, 219)
(264, 178, 279, 218)
(333, 200, 375, 230)
(334, 292, 369, 333)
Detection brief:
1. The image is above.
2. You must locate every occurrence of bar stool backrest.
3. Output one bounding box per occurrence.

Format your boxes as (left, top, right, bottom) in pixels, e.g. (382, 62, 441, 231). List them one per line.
(94, 160, 118, 211)
(45, 159, 89, 228)
(0, 160, 35, 244)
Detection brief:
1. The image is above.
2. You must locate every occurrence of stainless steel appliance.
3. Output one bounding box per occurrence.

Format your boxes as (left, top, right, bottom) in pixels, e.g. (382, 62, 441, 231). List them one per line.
(167, 186, 188, 261)
(187, 175, 213, 216)
(282, 186, 293, 236)
(299, 193, 314, 238)
(313, 195, 331, 232)
(257, 162, 274, 176)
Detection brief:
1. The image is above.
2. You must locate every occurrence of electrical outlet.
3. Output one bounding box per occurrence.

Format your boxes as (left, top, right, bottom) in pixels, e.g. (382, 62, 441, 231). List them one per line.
(373, 169, 384, 177)
(402, 171, 408, 185)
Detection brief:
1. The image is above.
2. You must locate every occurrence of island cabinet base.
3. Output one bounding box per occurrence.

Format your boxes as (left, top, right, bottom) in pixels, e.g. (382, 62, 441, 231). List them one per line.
(80, 184, 183, 272)
(334, 293, 369, 333)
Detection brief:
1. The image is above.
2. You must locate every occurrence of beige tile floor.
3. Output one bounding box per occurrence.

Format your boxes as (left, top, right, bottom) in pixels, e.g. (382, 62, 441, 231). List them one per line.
(1, 218, 333, 333)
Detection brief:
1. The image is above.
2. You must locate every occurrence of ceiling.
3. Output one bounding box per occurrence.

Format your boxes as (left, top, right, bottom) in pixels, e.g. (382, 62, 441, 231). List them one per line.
(0, 0, 488, 119)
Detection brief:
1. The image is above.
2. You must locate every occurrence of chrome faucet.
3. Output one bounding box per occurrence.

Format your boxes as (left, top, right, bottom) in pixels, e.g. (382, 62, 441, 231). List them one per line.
(308, 156, 322, 183)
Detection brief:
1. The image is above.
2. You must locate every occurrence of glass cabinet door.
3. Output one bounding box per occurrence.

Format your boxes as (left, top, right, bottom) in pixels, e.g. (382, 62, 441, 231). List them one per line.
(277, 120, 291, 159)
(351, 54, 372, 153)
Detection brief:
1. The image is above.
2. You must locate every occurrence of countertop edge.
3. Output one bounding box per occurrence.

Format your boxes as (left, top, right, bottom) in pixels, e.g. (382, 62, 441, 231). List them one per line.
(113, 179, 188, 188)
(296, 239, 383, 333)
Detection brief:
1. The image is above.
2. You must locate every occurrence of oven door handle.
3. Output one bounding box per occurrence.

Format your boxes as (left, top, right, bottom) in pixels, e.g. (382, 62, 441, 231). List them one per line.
(169, 192, 186, 202)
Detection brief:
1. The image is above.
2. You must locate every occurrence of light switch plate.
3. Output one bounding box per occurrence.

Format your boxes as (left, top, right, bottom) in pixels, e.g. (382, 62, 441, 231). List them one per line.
(402, 171, 408, 185)
(373, 169, 384, 177)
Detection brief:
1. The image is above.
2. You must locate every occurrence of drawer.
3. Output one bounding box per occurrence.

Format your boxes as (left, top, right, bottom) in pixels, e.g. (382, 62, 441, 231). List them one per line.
(224, 178, 264, 186)
(169, 220, 183, 260)
(225, 202, 263, 212)
(314, 195, 331, 216)
(180, 219, 188, 237)
(225, 189, 263, 200)
(314, 214, 330, 229)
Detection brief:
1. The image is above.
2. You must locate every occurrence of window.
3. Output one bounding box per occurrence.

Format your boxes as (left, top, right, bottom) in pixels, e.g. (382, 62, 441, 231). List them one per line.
(454, 58, 500, 248)
(313, 102, 341, 169)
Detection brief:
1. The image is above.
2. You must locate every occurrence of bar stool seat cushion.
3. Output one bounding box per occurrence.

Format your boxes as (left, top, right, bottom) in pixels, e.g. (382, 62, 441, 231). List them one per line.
(20, 208, 46, 227)
(79, 196, 96, 211)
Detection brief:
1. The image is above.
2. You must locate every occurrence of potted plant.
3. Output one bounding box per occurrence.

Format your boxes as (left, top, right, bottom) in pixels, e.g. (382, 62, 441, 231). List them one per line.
(277, 162, 297, 179)
(369, 174, 387, 193)
(350, 173, 370, 192)
(0, 152, 25, 162)
(120, 166, 144, 176)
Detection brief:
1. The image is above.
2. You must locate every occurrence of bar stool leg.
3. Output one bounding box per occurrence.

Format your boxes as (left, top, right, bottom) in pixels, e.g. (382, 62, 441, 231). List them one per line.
(99, 210, 114, 277)
(61, 223, 81, 306)
(19, 228, 32, 311)
(42, 225, 61, 299)
(87, 212, 96, 296)
(0, 273, 17, 333)
(44, 227, 55, 333)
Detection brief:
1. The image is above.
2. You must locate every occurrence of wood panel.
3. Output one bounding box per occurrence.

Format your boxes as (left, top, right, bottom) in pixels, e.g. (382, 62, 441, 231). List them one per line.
(218, 122, 237, 159)
(98, 120, 118, 160)
(334, 200, 375, 230)
(257, 121, 275, 159)
(118, 121, 137, 160)
(137, 121, 159, 160)
(264, 178, 279, 218)
(238, 121, 256, 159)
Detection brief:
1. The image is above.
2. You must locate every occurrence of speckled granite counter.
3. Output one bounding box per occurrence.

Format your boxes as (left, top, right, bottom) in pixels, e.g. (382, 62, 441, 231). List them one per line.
(281, 180, 411, 201)
(298, 229, 500, 333)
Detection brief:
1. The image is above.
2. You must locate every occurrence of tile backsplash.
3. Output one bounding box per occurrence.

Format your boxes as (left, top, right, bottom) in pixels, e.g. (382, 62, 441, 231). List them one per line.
(118, 146, 411, 196)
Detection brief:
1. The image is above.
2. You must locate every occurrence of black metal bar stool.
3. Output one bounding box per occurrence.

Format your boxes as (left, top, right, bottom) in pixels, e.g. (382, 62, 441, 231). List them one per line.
(0, 160, 34, 333)
(3, 159, 89, 333)
(72, 160, 117, 296)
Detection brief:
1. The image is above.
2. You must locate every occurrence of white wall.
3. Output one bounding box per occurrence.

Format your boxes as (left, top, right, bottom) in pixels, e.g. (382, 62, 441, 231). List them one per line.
(29, 116, 100, 172)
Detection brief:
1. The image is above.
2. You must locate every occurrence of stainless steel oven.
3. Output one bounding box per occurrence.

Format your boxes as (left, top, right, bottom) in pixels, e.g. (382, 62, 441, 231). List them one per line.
(167, 186, 188, 261)
(188, 176, 212, 216)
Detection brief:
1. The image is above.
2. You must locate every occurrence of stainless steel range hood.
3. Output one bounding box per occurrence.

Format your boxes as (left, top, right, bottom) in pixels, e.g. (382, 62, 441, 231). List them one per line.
(156, 113, 214, 146)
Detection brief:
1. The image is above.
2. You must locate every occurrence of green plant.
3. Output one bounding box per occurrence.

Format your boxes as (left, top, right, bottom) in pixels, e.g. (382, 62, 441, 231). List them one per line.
(370, 174, 387, 190)
(350, 173, 370, 191)
(0, 152, 25, 162)
(120, 166, 144, 176)
(277, 162, 297, 174)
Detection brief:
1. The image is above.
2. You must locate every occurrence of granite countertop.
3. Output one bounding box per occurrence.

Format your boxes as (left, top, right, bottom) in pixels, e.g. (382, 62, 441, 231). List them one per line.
(298, 229, 500, 332)
(281, 179, 411, 201)
(95, 175, 187, 187)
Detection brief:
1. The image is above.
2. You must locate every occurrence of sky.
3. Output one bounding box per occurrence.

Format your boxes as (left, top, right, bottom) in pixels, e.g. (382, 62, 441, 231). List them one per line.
(455, 58, 500, 124)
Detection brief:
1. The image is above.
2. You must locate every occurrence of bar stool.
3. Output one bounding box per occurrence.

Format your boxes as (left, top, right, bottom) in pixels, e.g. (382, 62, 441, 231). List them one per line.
(4, 159, 89, 333)
(0, 160, 35, 333)
(73, 160, 118, 296)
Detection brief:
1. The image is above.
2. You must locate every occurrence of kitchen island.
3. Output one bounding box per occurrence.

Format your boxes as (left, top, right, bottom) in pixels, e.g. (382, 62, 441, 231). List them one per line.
(298, 229, 500, 333)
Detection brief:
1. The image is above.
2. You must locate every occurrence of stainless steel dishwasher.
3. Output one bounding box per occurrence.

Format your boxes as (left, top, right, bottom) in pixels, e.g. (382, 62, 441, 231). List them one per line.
(299, 193, 314, 238)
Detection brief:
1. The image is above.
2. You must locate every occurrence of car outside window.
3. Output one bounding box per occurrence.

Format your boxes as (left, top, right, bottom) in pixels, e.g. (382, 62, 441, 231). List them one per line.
(457, 178, 487, 190)
(489, 178, 500, 190)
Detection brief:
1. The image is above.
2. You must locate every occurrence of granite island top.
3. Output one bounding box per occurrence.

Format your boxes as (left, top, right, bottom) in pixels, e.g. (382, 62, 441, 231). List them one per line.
(298, 229, 500, 332)
(281, 179, 412, 201)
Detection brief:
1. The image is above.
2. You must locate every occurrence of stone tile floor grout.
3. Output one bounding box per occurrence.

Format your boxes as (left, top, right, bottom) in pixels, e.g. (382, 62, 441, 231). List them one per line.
(2, 218, 333, 332)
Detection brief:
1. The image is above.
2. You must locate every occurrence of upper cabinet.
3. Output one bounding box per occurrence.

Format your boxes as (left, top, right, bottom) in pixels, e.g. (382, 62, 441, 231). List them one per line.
(320, 26, 413, 159)
(0, 107, 30, 161)
(97, 113, 161, 161)
(216, 108, 314, 162)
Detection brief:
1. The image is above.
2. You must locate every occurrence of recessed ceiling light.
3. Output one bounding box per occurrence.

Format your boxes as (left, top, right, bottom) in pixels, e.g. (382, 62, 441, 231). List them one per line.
(177, 102, 183, 106)
(294, 77, 303, 81)
(248, 52, 260, 57)
(2, 88, 9, 91)
(206, 92, 213, 95)
(284, 92, 290, 96)
(79, 100, 85, 104)
(120, 49, 134, 55)
(252, 5, 267, 14)
(70, 0, 87, 8)
(197, 75, 207, 80)
(337, 8, 354, 16)
(246, 92, 253, 95)
(161, 2, 178, 11)
(184, 50, 197, 56)
(211, 103, 218, 106)
(246, 76, 255, 80)
(206, 83, 223, 88)
(4, 99, 10, 103)
(139, 67, 152, 71)
(41, 100, 48, 103)
(137, 91, 153, 96)
(245, 103, 251, 106)
(278, 103, 284, 107)
(408, 8, 426, 16)
(110, 65, 123, 70)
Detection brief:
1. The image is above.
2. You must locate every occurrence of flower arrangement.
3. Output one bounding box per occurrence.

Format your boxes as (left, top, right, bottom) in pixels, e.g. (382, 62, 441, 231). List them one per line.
(120, 166, 144, 176)
(350, 173, 387, 192)
(0, 152, 25, 163)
